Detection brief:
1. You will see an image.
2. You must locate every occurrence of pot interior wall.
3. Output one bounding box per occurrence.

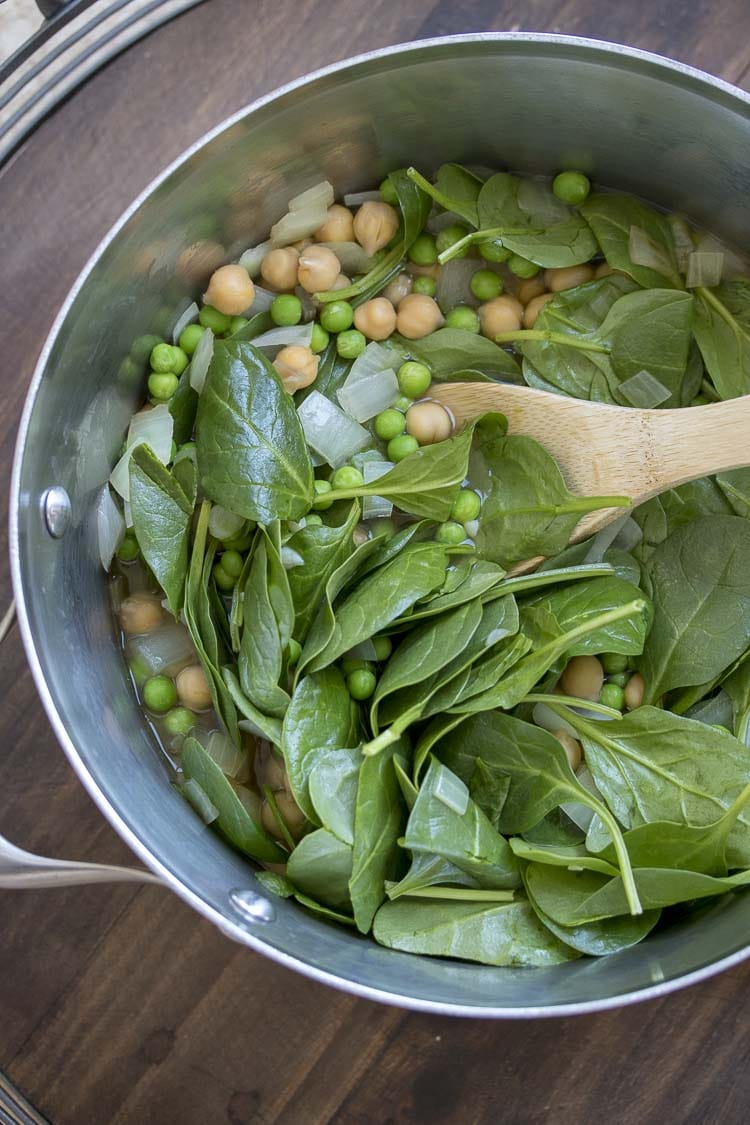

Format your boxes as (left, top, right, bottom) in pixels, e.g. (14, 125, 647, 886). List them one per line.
(14, 36, 750, 1013)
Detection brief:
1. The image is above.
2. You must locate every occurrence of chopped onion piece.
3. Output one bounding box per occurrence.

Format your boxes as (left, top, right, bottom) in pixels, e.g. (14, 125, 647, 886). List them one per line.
(297, 391, 371, 467)
(694, 232, 746, 278)
(344, 190, 381, 206)
(436, 258, 479, 311)
(128, 623, 195, 676)
(289, 180, 334, 212)
(612, 515, 643, 553)
(561, 768, 603, 832)
(517, 177, 569, 225)
(338, 365, 399, 423)
(123, 500, 133, 528)
(171, 300, 200, 344)
(189, 326, 214, 393)
(96, 485, 125, 571)
(463, 518, 480, 539)
(352, 448, 386, 472)
(208, 505, 245, 541)
(583, 513, 631, 564)
(362, 460, 394, 519)
(432, 762, 469, 816)
(251, 321, 314, 354)
(270, 204, 329, 247)
(249, 284, 276, 313)
(281, 547, 304, 569)
(628, 225, 675, 278)
(239, 240, 271, 278)
(686, 251, 724, 289)
(317, 241, 373, 274)
(199, 729, 246, 778)
(182, 779, 219, 824)
(618, 369, 671, 409)
(668, 215, 695, 273)
(110, 404, 174, 502)
(348, 340, 401, 385)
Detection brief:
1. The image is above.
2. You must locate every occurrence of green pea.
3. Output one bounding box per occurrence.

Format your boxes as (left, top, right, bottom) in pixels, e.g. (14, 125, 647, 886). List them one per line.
(599, 682, 624, 711)
(131, 333, 163, 364)
(170, 346, 188, 375)
(220, 549, 244, 578)
(310, 323, 330, 353)
(445, 306, 480, 333)
(347, 668, 377, 701)
(129, 655, 150, 687)
(372, 636, 392, 661)
(470, 269, 503, 301)
(199, 304, 232, 334)
(553, 170, 591, 205)
(601, 652, 629, 675)
(435, 521, 467, 545)
(213, 562, 237, 591)
(369, 517, 396, 539)
(228, 316, 249, 335)
(222, 529, 254, 552)
(608, 672, 630, 688)
(163, 707, 195, 738)
(143, 675, 178, 713)
(342, 657, 374, 675)
(148, 372, 179, 401)
(397, 360, 431, 399)
(450, 489, 481, 523)
(479, 239, 511, 263)
(375, 408, 407, 441)
(304, 513, 323, 527)
(150, 342, 178, 373)
(508, 254, 540, 279)
(436, 223, 470, 257)
(117, 532, 140, 563)
(271, 293, 303, 326)
(118, 356, 142, 387)
(412, 275, 437, 296)
(387, 434, 419, 462)
(179, 323, 205, 355)
(408, 233, 438, 266)
(312, 479, 334, 510)
(287, 638, 302, 666)
(320, 300, 354, 334)
(332, 465, 364, 489)
(393, 394, 414, 412)
(379, 177, 398, 205)
(337, 329, 366, 358)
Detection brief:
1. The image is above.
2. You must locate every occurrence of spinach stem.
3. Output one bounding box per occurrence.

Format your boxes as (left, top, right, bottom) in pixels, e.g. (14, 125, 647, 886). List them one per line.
(394, 886, 515, 902)
(489, 563, 615, 598)
(314, 241, 405, 304)
(494, 329, 610, 353)
(405, 167, 472, 221)
(523, 692, 622, 719)
(436, 226, 538, 265)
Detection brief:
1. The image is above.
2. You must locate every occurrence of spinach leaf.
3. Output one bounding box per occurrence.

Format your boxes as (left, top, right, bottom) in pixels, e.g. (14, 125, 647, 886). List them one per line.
(196, 340, 313, 522)
(520, 575, 652, 658)
(477, 173, 598, 267)
(169, 367, 199, 446)
(440, 633, 532, 714)
(636, 515, 750, 702)
(221, 667, 283, 746)
(509, 837, 619, 877)
(522, 808, 585, 847)
(523, 872, 660, 956)
(303, 542, 448, 673)
(386, 851, 480, 898)
(181, 737, 284, 864)
(716, 467, 750, 517)
(297, 337, 351, 405)
(308, 746, 361, 845)
(226, 309, 274, 343)
(254, 870, 355, 926)
(372, 897, 578, 966)
(389, 166, 432, 246)
(403, 759, 521, 890)
(286, 828, 354, 910)
(286, 502, 360, 641)
(393, 754, 418, 810)
(412, 714, 469, 786)
(580, 193, 683, 288)
(406, 164, 480, 226)
(538, 541, 640, 587)
(172, 454, 197, 508)
(350, 745, 406, 932)
(693, 285, 750, 400)
(632, 478, 733, 566)
(470, 419, 629, 565)
(281, 667, 357, 822)
(129, 444, 192, 617)
(393, 327, 521, 381)
(238, 535, 291, 719)
(393, 559, 506, 626)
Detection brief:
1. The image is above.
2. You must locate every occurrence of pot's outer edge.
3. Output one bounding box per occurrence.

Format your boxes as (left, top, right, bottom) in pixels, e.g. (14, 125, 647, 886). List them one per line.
(10, 31, 750, 1018)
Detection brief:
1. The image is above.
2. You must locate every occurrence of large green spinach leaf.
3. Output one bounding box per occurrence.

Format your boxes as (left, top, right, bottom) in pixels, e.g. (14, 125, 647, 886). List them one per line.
(238, 535, 291, 719)
(349, 745, 406, 932)
(393, 327, 521, 381)
(286, 501, 360, 641)
(129, 444, 192, 617)
(523, 872, 660, 956)
(580, 193, 683, 288)
(693, 285, 750, 400)
(308, 746, 361, 845)
(286, 828, 354, 910)
(520, 575, 651, 658)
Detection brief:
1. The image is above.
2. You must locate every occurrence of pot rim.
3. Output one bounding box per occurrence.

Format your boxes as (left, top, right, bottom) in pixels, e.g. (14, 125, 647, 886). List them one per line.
(10, 31, 750, 1018)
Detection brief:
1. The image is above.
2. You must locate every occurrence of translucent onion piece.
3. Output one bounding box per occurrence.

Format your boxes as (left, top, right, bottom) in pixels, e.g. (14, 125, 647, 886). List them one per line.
(238, 240, 271, 278)
(583, 512, 632, 564)
(110, 404, 174, 501)
(281, 547, 304, 569)
(436, 258, 479, 311)
(297, 390, 371, 467)
(343, 190, 381, 206)
(251, 321, 314, 354)
(182, 779, 219, 824)
(611, 515, 643, 553)
(352, 448, 387, 472)
(249, 284, 276, 313)
(128, 623, 196, 676)
(96, 484, 125, 571)
(362, 460, 394, 520)
(337, 365, 399, 423)
(618, 369, 671, 409)
(201, 729, 246, 778)
(189, 326, 215, 393)
(560, 768, 604, 833)
(123, 500, 133, 528)
(171, 300, 200, 345)
(668, 215, 695, 273)
(270, 204, 329, 247)
(208, 505, 245, 541)
(317, 241, 373, 275)
(347, 340, 401, 385)
(694, 232, 746, 279)
(289, 180, 334, 212)
(432, 762, 469, 816)
(628, 225, 675, 277)
(517, 177, 569, 225)
(685, 251, 724, 289)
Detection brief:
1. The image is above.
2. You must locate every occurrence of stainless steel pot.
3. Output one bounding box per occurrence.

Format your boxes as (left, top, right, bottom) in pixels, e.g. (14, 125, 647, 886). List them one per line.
(9, 33, 750, 1017)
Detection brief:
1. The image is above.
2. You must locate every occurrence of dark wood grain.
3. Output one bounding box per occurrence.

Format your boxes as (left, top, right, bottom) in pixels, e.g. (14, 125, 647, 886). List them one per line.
(3, 2, 750, 1122)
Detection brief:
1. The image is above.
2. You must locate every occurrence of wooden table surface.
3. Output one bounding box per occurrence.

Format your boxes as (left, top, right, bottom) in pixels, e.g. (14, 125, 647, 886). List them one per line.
(3, 2, 750, 1122)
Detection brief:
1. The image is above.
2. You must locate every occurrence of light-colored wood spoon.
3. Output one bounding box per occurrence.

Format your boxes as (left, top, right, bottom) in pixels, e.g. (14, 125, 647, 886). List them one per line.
(430, 382, 750, 573)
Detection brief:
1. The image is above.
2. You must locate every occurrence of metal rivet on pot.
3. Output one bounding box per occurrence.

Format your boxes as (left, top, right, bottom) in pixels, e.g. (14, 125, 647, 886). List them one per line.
(42, 486, 71, 538)
(229, 888, 275, 924)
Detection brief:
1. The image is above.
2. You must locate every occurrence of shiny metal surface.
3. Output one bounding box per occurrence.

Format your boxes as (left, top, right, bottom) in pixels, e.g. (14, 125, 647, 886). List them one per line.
(41, 486, 71, 539)
(10, 34, 750, 1017)
(0, 832, 161, 890)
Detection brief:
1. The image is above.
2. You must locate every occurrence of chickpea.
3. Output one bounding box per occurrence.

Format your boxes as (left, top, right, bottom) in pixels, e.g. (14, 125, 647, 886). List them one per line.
(560, 655, 604, 701)
(297, 245, 341, 293)
(407, 262, 441, 280)
(119, 593, 164, 636)
(396, 293, 443, 340)
(273, 345, 319, 393)
(353, 297, 397, 341)
(261, 247, 299, 291)
(263, 752, 288, 791)
(517, 276, 547, 305)
(595, 262, 614, 279)
(479, 295, 524, 338)
(624, 672, 645, 711)
(405, 401, 453, 444)
(176, 664, 212, 711)
(382, 272, 413, 307)
(275, 789, 306, 834)
(352, 524, 370, 546)
(203, 264, 255, 316)
(291, 237, 314, 252)
(315, 203, 355, 243)
(552, 729, 583, 772)
(331, 273, 351, 291)
(353, 200, 399, 256)
(523, 292, 555, 328)
(544, 264, 595, 292)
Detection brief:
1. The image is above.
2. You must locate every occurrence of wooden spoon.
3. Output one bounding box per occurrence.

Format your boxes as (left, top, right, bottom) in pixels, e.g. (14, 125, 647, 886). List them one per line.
(430, 382, 750, 573)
